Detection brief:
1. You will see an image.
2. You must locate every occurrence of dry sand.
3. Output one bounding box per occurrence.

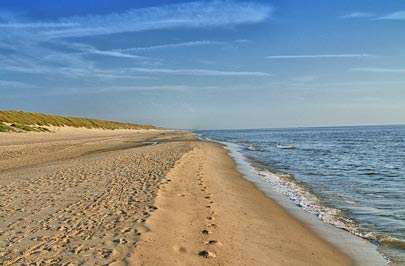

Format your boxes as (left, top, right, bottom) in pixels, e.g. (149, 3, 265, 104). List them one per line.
(0, 129, 352, 265)
(0, 128, 183, 171)
(0, 129, 192, 265)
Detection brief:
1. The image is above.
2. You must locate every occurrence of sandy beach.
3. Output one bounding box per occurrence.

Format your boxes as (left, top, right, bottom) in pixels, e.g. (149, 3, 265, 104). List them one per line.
(0, 129, 351, 265)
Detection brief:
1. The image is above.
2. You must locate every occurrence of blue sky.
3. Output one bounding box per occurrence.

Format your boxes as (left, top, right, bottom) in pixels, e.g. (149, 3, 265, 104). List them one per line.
(0, 0, 404, 129)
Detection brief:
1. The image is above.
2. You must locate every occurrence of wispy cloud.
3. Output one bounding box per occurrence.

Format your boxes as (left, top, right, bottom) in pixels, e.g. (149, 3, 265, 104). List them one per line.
(266, 54, 373, 59)
(338, 12, 374, 19)
(234, 39, 252, 44)
(0, 80, 34, 88)
(351, 67, 405, 73)
(1, 61, 269, 78)
(377, 10, 405, 20)
(31, 84, 223, 97)
(339, 10, 405, 21)
(0, 64, 152, 80)
(119, 40, 224, 52)
(0, 22, 80, 28)
(0, 1, 272, 86)
(86, 49, 145, 59)
(28, 1, 272, 39)
(65, 43, 148, 59)
(127, 67, 271, 77)
(118, 39, 252, 53)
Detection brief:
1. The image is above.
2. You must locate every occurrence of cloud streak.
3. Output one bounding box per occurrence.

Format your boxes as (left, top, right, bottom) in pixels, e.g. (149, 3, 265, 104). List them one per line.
(0, 80, 34, 88)
(119, 40, 224, 52)
(351, 67, 405, 73)
(338, 12, 374, 19)
(1, 62, 270, 79)
(339, 10, 405, 20)
(0, 1, 272, 86)
(266, 54, 373, 59)
(127, 67, 271, 77)
(0, 22, 80, 28)
(65, 43, 148, 59)
(377, 10, 405, 20)
(29, 1, 273, 39)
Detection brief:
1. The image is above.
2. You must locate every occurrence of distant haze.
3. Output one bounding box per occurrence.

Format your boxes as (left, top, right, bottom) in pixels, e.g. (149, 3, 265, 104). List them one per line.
(1, 0, 404, 129)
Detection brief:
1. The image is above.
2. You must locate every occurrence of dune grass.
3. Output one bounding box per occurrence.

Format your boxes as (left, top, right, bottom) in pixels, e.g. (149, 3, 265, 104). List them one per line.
(0, 110, 156, 132)
(0, 122, 13, 132)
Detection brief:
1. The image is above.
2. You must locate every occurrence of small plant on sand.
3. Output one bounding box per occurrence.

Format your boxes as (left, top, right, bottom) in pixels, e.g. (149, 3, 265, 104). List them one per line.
(0, 122, 12, 132)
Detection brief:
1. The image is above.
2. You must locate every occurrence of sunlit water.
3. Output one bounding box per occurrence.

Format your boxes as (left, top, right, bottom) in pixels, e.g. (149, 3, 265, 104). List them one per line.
(197, 125, 405, 265)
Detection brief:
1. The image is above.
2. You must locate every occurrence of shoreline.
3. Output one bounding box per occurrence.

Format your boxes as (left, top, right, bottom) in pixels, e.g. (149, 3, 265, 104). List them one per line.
(130, 140, 353, 265)
(218, 140, 387, 266)
(0, 129, 383, 265)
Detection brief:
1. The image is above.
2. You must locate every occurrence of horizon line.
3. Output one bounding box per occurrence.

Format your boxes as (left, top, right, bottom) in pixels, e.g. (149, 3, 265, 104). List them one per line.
(191, 123, 405, 131)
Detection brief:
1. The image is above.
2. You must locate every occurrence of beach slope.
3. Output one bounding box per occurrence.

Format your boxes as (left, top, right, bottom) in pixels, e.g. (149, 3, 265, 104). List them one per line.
(0, 129, 351, 265)
(129, 141, 352, 266)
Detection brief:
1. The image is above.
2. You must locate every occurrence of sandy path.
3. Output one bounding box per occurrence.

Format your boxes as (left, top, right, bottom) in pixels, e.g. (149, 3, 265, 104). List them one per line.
(130, 141, 352, 266)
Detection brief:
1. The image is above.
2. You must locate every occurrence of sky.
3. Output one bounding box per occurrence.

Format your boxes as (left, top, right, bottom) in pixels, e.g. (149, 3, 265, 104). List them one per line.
(0, 0, 404, 129)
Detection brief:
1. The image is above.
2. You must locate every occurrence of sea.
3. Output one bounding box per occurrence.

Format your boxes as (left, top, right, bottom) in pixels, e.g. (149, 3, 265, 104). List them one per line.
(197, 125, 405, 266)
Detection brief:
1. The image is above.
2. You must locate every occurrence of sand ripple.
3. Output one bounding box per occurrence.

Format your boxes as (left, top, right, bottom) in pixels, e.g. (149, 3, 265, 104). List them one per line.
(0, 141, 190, 265)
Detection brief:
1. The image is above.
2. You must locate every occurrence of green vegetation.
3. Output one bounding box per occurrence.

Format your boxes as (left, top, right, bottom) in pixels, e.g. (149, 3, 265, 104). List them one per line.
(9, 123, 51, 132)
(0, 110, 156, 133)
(0, 122, 12, 132)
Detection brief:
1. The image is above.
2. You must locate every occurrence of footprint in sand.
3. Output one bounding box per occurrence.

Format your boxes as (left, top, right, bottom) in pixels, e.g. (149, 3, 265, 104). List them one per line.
(134, 224, 149, 235)
(113, 238, 128, 244)
(148, 205, 158, 211)
(198, 250, 216, 258)
(120, 227, 132, 234)
(201, 229, 212, 235)
(99, 248, 112, 258)
(205, 240, 223, 247)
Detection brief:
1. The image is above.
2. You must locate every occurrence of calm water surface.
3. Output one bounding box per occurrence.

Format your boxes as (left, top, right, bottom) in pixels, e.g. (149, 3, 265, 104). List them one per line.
(197, 125, 405, 265)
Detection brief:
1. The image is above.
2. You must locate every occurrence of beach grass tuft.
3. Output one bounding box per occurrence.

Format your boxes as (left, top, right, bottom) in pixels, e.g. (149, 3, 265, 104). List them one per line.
(0, 122, 13, 132)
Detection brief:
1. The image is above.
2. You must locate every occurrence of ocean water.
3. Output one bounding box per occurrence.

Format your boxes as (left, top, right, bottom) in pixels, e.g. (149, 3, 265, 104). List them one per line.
(197, 125, 405, 265)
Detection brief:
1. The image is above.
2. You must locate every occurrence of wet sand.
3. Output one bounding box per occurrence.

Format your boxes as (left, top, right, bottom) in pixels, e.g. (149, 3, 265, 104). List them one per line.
(0, 129, 351, 265)
(130, 141, 352, 266)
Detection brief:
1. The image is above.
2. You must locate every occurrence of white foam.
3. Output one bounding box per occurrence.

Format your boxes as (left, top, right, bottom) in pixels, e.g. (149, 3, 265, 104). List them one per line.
(276, 144, 296, 149)
(246, 144, 257, 151)
(253, 168, 360, 234)
(216, 140, 387, 266)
